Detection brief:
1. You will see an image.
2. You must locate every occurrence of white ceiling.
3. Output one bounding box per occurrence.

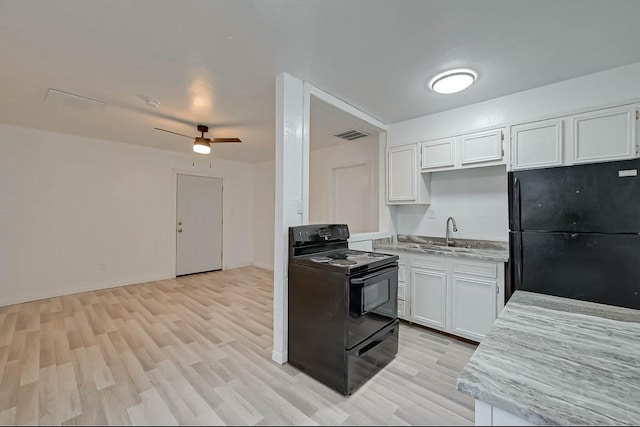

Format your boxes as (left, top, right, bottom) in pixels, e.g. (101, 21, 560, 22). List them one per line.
(2, 0, 640, 163)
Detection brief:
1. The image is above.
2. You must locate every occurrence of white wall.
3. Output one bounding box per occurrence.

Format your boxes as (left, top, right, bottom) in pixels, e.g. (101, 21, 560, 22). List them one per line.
(388, 61, 640, 146)
(0, 123, 253, 306)
(309, 136, 379, 232)
(251, 160, 275, 270)
(391, 165, 508, 241)
(386, 61, 640, 242)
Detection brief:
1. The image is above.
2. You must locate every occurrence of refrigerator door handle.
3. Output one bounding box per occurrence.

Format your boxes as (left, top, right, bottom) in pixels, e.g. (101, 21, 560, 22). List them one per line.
(513, 177, 521, 231)
(514, 233, 523, 290)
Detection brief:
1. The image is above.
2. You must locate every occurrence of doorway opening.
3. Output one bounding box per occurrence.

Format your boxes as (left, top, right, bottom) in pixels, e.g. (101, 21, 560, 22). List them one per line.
(308, 95, 381, 233)
(175, 174, 223, 276)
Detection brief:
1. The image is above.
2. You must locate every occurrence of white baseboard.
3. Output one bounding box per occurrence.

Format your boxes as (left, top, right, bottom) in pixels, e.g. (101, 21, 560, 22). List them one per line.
(251, 262, 274, 271)
(223, 262, 252, 270)
(271, 350, 288, 365)
(0, 274, 171, 308)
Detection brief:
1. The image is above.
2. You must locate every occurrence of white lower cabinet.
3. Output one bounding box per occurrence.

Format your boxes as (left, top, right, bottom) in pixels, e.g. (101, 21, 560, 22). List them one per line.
(381, 250, 505, 342)
(411, 268, 447, 329)
(451, 275, 498, 341)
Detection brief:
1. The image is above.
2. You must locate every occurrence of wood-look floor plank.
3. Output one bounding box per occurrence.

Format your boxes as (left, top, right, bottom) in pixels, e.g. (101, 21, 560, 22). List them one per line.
(0, 266, 476, 425)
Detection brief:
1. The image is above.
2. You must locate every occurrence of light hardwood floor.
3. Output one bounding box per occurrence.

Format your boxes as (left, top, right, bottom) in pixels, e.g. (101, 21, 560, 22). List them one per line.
(0, 266, 476, 425)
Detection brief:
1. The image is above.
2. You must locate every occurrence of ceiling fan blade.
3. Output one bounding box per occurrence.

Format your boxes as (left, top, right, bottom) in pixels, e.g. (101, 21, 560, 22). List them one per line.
(211, 137, 242, 143)
(154, 128, 194, 139)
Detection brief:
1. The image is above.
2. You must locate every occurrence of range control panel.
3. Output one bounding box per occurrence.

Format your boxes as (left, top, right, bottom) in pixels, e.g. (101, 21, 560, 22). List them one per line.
(289, 224, 350, 245)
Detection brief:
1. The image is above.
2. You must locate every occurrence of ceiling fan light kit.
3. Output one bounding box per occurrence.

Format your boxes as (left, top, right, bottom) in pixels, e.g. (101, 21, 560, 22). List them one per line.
(154, 124, 242, 155)
(193, 137, 211, 154)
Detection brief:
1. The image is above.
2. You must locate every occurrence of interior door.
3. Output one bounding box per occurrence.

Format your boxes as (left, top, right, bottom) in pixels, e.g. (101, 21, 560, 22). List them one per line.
(176, 175, 223, 276)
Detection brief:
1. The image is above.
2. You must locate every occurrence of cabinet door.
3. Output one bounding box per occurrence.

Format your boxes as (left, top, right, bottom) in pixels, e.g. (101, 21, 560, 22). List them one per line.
(411, 268, 447, 330)
(511, 119, 563, 170)
(461, 129, 503, 165)
(387, 145, 417, 203)
(420, 138, 455, 170)
(451, 275, 497, 341)
(572, 105, 637, 164)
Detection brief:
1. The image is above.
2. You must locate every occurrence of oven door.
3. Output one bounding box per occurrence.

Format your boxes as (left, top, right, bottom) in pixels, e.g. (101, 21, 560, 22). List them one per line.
(347, 264, 398, 348)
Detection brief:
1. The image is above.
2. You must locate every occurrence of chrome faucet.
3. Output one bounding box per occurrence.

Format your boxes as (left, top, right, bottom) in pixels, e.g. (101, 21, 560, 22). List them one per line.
(445, 217, 458, 247)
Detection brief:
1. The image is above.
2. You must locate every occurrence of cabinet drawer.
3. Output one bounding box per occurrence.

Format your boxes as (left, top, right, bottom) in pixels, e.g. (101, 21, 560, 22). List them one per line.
(398, 265, 406, 283)
(398, 299, 406, 318)
(453, 259, 497, 278)
(398, 282, 406, 300)
(412, 255, 446, 271)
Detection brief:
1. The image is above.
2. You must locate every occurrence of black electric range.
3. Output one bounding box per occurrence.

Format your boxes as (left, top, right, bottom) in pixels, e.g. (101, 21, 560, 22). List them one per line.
(288, 224, 399, 395)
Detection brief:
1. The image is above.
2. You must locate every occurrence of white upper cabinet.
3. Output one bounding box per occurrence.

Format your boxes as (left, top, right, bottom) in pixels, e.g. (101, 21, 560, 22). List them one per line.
(386, 144, 431, 205)
(511, 119, 563, 170)
(572, 105, 637, 164)
(419, 127, 506, 173)
(510, 103, 640, 171)
(387, 145, 415, 202)
(420, 138, 455, 170)
(461, 129, 504, 165)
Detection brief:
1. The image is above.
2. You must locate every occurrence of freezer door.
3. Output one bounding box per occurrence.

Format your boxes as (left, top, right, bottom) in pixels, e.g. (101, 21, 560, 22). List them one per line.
(517, 231, 640, 310)
(512, 159, 640, 233)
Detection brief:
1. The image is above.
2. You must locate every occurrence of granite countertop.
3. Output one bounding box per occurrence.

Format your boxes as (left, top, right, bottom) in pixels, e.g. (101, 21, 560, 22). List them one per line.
(457, 291, 640, 426)
(373, 235, 509, 262)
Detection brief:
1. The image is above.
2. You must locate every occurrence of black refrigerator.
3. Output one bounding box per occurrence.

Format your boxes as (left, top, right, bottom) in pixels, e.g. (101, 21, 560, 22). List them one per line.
(508, 158, 640, 310)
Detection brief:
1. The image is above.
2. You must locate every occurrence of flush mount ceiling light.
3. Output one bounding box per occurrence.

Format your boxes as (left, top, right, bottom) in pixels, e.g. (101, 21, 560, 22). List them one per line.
(430, 69, 477, 94)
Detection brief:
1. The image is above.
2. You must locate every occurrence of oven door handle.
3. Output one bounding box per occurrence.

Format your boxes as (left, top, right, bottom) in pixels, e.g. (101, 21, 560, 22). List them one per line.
(351, 266, 398, 285)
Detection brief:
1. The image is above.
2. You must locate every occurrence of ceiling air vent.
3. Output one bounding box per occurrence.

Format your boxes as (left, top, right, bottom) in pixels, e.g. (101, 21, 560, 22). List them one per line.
(44, 89, 108, 113)
(332, 129, 370, 141)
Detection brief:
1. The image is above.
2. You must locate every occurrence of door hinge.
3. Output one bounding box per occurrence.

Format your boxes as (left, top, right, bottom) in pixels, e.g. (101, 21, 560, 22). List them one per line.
(636, 144, 639, 154)
(501, 131, 505, 141)
(501, 148, 505, 157)
(496, 285, 500, 294)
(636, 110, 639, 120)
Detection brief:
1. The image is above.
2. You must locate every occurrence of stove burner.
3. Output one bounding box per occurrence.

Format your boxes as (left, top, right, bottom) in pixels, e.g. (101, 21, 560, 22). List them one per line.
(310, 256, 331, 263)
(345, 250, 366, 256)
(329, 259, 357, 266)
(368, 253, 388, 258)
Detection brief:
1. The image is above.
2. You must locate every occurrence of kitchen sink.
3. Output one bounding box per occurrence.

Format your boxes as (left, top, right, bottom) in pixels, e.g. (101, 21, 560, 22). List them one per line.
(420, 243, 473, 253)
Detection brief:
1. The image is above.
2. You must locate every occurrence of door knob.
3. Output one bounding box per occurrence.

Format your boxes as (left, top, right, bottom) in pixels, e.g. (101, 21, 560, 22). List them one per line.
(178, 228, 183, 233)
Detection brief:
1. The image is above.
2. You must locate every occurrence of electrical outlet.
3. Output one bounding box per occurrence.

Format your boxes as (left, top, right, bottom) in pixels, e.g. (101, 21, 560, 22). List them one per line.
(428, 208, 436, 220)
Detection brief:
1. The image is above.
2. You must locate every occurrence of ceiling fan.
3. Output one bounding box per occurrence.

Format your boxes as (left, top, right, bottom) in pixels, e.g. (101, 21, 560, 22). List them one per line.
(154, 124, 242, 154)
